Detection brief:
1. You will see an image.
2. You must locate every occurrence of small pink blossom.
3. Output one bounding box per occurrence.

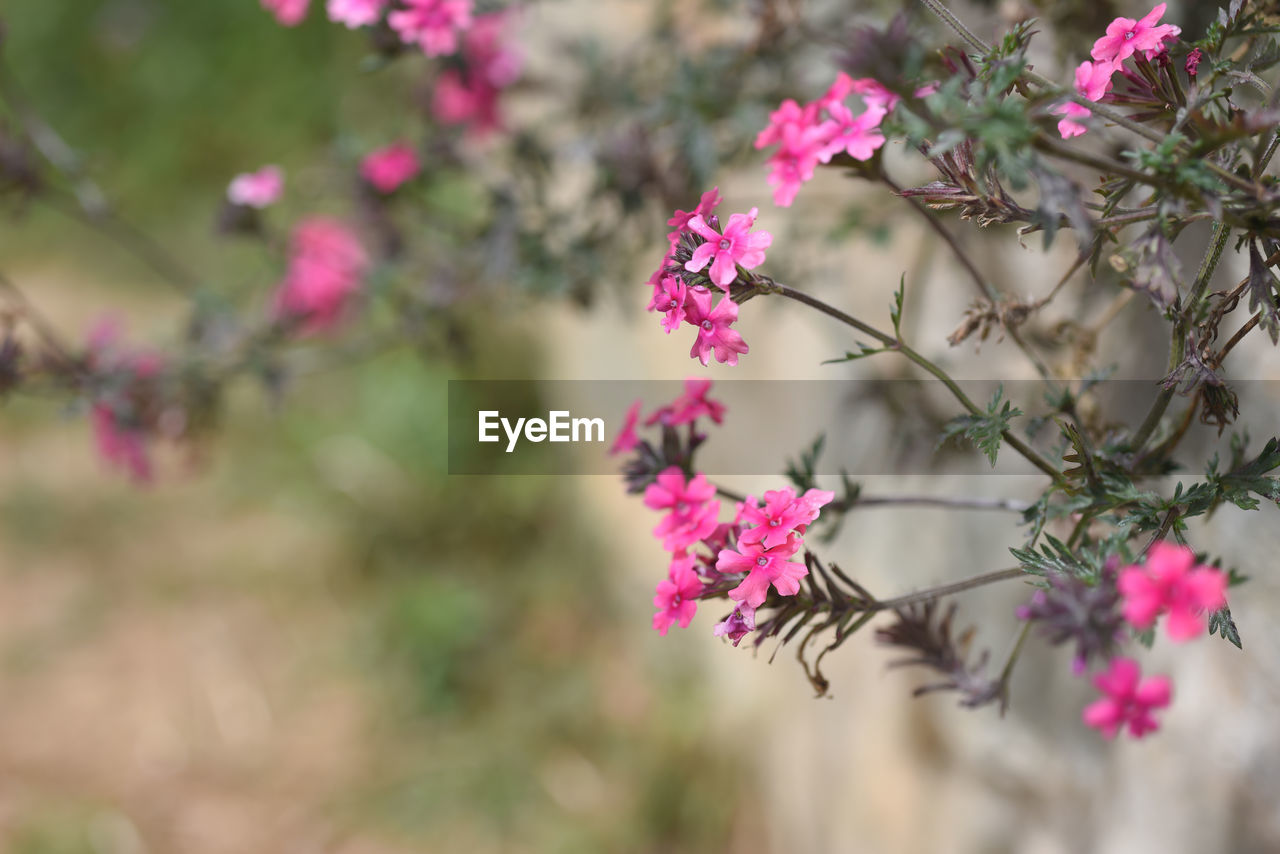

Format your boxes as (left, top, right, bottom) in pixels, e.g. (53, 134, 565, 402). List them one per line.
(262, 0, 310, 26)
(1117, 542, 1228, 641)
(360, 142, 422, 194)
(656, 276, 688, 333)
(388, 0, 473, 56)
(610, 400, 642, 456)
(1091, 4, 1181, 64)
(227, 165, 284, 209)
(667, 187, 722, 237)
(653, 555, 703, 635)
(91, 404, 152, 483)
(85, 323, 165, 484)
(738, 487, 835, 549)
(274, 217, 369, 333)
(718, 535, 807, 608)
(1082, 657, 1172, 739)
(684, 207, 771, 290)
(644, 467, 720, 552)
(683, 287, 748, 367)
(818, 104, 888, 163)
(645, 377, 726, 428)
(326, 0, 385, 27)
(1074, 59, 1117, 101)
(713, 604, 756, 646)
(1052, 101, 1092, 139)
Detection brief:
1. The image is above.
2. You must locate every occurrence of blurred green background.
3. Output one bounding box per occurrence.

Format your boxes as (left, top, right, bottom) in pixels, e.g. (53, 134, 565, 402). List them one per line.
(0, 2, 752, 851)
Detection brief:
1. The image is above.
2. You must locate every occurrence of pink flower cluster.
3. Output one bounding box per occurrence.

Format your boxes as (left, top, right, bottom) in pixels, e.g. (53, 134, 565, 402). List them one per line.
(1053, 4, 1181, 138)
(755, 74, 905, 207)
(260, 0, 520, 137)
(1080, 543, 1227, 739)
(273, 217, 369, 333)
(360, 142, 422, 194)
(431, 13, 523, 138)
(647, 189, 770, 367)
(617, 381, 835, 641)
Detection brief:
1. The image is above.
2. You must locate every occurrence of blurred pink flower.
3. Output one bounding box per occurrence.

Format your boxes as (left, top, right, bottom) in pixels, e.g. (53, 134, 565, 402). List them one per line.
(360, 142, 422, 193)
(684, 207, 771, 290)
(326, 0, 385, 28)
(1118, 542, 1227, 641)
(227, 165, 284, 208)
(261, 0, 311, 26)
(718, 534, 806, 608)
(1091, 3, 1180, 64)
(1052, 101, 1091, 139)
(430, 13, 521, 137)
(91, 404, 152, 483)
(653, 555, 703, 635)
(683, 287, 748, 367)
(389, 0, 473, 57)
(644, 377, 725, 428)
(609, 400, 642, 456)
(274, 217, 369, 333)
(1082, 657, 1171, 739)
(754, 99, 829, 207)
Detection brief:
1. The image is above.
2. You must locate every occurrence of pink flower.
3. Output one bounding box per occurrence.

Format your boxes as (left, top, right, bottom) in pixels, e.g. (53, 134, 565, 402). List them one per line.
(429, 13, 520, 137)
(1082, 657, 1172, 739)
(718, 535, 807, 608)
(1052, 101, 1092, 139)
(818, 103, 888, 163)
(754, 100, 830, 207)
(656, 276, 688, 333)
(683, 287, 748, 367)
(684, 207, 771, 290)
(667, 187, 722, 237)
(1117, 542, 1227, 641)
(227, 165, 284, 209)
(360, 142, 422, 194)
(274, 217, 369, 333)
(91, 404, 152, 483)
(1075, 59, 1117, 101)
(653, 555, 703, 635)
(645, 377, 725, 428)
(738, 487, 835, 549)
(713, 605, 756, 646)
(326, 0, 385, 27)
(610, 400, 642, 456)
(388, 0, 473, 56)
(262, 0, 310, 26)
(1091, 4, 1181, 64)
(644, 467, 721, 552)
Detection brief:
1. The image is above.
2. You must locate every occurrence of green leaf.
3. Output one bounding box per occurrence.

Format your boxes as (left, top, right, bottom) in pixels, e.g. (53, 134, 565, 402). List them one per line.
(1207, 605, 1243, 649)
(938, 384, 1022, 467)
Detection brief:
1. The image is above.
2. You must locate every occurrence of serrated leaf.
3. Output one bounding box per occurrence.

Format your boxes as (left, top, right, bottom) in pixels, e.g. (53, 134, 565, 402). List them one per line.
(1207, 605, 1243, 649)
(938, 384, 1022, 467)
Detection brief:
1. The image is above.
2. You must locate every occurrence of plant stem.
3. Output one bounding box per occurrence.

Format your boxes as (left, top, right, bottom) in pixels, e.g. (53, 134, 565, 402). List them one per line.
(1129, 222, 1231, 453)
(713, 484, 1029, 513)
(765, 280, 1065, 483)
(873, 567, 1027, 611)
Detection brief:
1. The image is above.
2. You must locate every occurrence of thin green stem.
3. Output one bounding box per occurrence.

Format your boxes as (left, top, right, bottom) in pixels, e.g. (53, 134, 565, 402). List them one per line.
(874, 567, 1027, 611)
